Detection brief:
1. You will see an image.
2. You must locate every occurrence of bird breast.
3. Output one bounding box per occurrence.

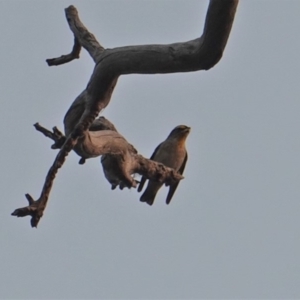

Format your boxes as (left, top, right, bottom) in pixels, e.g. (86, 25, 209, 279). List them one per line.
(154, 140, 186, 171)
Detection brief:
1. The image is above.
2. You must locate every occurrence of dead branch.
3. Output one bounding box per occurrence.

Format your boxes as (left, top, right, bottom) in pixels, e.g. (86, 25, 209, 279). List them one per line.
(46, 37, 81, 66)
(12, 0, 239, 227)
(33, 119, 183, 189)
(34, 123, 66, 149)
(11, 118, 184, 227)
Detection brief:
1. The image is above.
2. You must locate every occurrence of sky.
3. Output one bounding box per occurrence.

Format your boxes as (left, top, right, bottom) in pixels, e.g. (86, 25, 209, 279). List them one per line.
(1, 0, 300, 299)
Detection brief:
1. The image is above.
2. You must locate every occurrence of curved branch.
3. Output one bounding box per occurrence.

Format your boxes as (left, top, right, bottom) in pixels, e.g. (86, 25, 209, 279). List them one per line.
(46, 37, 81, 66)
(95, 0, 238, 75)
(65, 5, 104, 62)
(13, 0, 239, 227)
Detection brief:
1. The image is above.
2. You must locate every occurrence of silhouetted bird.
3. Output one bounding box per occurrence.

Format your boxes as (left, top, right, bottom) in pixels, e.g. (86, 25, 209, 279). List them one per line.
(138, 125, 190, 205)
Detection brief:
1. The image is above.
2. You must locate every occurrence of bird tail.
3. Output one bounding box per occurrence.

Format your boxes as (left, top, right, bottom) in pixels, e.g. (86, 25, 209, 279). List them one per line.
(140, 182, 161, 206)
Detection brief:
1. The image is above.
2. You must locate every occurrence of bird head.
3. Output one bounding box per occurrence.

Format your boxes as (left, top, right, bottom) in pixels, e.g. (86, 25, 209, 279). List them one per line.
(167, 125, 191, 140)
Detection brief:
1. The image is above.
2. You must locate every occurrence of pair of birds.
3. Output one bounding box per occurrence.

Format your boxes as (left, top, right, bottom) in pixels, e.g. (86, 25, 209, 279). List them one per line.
(138, 124, 191, 206)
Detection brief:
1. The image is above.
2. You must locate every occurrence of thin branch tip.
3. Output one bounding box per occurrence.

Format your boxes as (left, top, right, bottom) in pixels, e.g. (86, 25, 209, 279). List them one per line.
(25, 194, 35, 205)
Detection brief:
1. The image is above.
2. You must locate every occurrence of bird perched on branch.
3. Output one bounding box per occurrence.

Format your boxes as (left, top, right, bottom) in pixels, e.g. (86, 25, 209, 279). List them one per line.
(138, 125, 190, 206)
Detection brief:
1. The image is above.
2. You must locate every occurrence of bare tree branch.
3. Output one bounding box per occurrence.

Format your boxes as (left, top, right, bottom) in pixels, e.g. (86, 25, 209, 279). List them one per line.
(33, 118, 183, 188)
(12, 118, 183, 227)
(46, 37, 81, 66)
(12, 0, 239, 227)
(34, 123, 66, 149)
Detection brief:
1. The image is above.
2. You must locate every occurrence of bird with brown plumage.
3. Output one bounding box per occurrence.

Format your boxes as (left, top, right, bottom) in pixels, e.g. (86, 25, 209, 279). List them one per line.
(138, 125, 190, 206)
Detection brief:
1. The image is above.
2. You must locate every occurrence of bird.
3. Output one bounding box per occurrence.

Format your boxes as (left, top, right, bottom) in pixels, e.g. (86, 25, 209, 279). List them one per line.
(138, 125, 190, 206)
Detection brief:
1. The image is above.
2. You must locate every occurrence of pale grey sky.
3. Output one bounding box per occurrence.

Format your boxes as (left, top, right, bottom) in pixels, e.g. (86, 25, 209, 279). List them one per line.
(1, 1, 300, 299)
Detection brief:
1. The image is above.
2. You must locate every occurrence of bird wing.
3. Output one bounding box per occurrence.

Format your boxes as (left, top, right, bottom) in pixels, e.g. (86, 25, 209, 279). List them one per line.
(165, 152, 188, 205)
(137, 142, 162, 192)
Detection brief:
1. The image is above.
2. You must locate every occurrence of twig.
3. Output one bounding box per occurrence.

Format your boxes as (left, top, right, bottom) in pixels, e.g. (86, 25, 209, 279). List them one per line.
(34, 123, 66, 149)
(46, 37, 81, 66)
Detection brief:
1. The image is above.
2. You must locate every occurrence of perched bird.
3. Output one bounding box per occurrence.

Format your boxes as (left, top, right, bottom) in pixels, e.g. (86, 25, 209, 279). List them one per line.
(138, 125, 190, 205)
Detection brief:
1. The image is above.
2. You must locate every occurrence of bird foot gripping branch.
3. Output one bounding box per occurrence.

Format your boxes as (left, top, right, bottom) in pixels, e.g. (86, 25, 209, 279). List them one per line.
(11, 1, 238, 227)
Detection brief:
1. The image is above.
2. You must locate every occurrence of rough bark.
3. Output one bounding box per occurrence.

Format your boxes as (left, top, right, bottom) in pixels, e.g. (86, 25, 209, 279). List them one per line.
(34, 118, 183, 188)
(12, 0, 239, 227)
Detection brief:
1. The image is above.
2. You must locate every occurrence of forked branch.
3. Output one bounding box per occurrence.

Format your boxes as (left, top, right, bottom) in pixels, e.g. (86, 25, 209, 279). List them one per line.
(12, 0, 239, 227)
(34, 119, 184, 188)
